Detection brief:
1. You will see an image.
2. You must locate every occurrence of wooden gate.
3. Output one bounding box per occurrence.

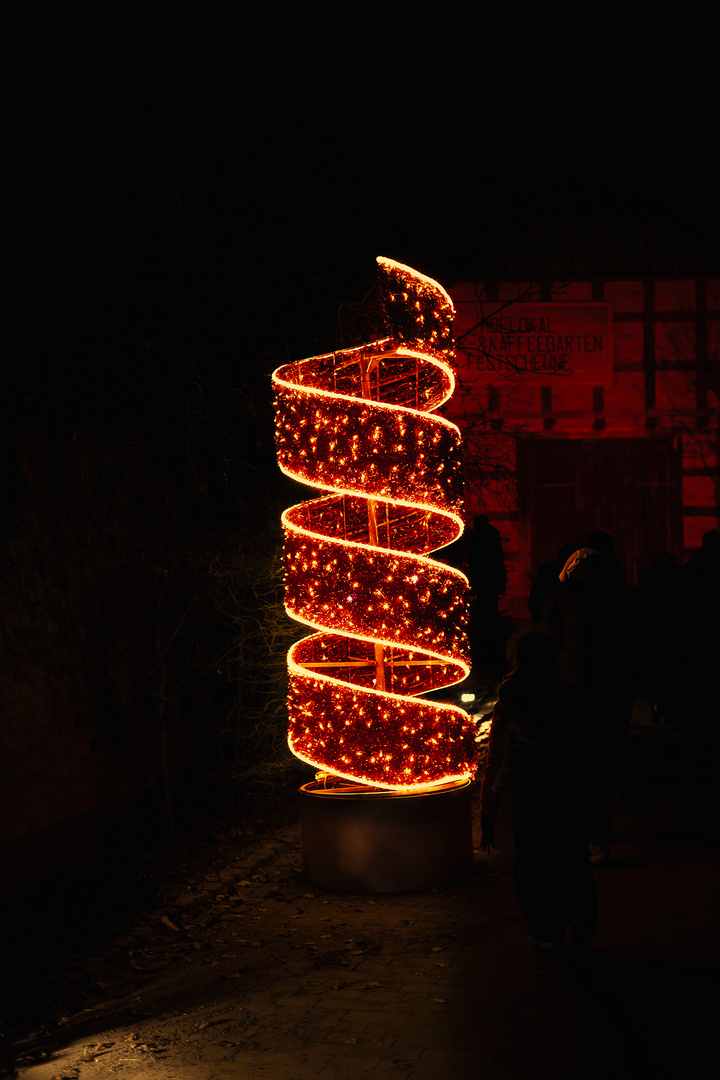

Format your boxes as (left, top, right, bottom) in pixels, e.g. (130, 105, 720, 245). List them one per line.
(517, 437, 683, 585)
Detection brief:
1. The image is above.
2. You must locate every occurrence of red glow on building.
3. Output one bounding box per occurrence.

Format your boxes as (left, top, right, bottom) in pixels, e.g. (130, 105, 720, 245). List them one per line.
(445, 276, 719, 616)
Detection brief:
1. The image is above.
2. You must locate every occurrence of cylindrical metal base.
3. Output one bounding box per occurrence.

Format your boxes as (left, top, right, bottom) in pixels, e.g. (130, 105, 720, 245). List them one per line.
(299, 780, 474, 894)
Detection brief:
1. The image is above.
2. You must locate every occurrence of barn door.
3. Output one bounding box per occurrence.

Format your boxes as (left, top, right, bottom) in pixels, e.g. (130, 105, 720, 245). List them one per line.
(517, 437, 682, 585)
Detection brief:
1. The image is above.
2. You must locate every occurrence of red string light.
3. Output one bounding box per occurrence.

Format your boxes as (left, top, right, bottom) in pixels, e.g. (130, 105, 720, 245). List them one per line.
(272, 258, 476, 790)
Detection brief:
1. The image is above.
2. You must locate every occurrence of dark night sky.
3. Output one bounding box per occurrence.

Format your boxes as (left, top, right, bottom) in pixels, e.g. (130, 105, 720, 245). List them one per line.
(12, 26, 715, 378)
(18, 102, 716, 410)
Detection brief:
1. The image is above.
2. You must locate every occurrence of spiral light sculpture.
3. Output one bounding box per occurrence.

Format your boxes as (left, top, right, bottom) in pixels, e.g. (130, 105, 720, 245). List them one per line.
(272, 257, 476, 791)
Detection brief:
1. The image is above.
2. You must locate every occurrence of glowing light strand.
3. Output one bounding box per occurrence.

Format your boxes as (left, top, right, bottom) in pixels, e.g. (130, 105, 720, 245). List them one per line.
(272, 257, 476, 790)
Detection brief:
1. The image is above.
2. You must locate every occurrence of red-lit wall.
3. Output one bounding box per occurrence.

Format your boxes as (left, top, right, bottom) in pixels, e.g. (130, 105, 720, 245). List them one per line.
(446, 277, 720, 620)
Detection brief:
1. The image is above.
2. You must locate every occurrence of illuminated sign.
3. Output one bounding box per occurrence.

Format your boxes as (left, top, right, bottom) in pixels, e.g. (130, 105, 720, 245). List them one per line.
(453, 300, 612, 384)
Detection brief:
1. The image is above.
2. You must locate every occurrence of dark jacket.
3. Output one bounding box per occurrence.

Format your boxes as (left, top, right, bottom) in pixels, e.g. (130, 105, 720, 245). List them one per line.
(480, 666, 589, 816)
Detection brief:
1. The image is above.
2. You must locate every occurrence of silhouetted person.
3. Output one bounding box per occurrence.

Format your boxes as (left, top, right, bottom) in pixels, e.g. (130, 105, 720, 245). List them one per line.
(528, 542, 576, 624)
(538, 531, 635, 864)
(480, 632, 597, 947)
(677, 529, 720, 829)
(681, 529, 720, 671)
(638, 551, 682, 726)
(465, 514, 507, 679)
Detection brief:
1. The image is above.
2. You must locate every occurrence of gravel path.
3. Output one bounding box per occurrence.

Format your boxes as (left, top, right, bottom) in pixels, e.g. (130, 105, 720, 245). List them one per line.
(7, 727, 718, 1080)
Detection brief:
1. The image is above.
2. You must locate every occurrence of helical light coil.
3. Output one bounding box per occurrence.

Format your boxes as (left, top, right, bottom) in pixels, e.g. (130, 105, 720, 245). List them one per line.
(272, 257, 476, 790)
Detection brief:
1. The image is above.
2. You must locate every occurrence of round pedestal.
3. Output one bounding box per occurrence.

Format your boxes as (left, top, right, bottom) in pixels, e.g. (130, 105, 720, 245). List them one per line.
(299, 780, 474, 894)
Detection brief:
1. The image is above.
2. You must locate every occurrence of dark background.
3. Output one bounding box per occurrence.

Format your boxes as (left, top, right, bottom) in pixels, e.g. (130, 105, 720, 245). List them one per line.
(6, 125, 718, 832)
(2, 76, 718, 1066)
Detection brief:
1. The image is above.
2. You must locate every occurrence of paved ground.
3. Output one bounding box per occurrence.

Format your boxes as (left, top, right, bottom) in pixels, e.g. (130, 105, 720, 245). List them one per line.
(5, 724, 719, 1080)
